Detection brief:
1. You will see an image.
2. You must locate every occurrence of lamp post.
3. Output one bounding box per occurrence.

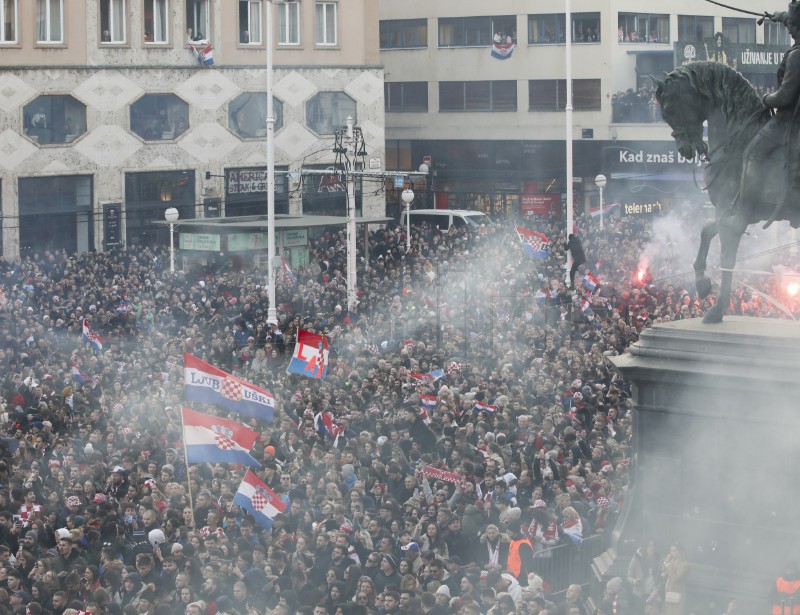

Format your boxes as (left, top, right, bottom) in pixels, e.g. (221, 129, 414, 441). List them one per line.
(401, 188, 414, 253)
(418, 162, 430, 208)
(265, 0, 282, 324)
(164, 207, 179, 273)
(595, 173, 607, 229)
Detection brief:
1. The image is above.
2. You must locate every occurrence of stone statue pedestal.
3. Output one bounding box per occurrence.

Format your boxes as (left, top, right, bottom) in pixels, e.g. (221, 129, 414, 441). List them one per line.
(610, 316, 800, 611)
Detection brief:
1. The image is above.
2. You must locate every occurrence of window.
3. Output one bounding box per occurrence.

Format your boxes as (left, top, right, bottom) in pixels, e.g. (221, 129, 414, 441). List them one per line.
(618, 13, 669, 43)
(144, 0, 168, 43)
(100, 0, 126, 43)
(385, 82, 428, 112)
(125, 171, 195, 247)
(186, 0, 209, 42)
(722, 17, 756, 43)
(36, 0, 63, 43)
(23, 95, 87, 145)
(1, 0, 17, 44)
(572, 13, 600, 43)
(764, 20, 791, 46)
(130, 94, 189, 141)
(677, 15, 714, 42)
(229, 93, 283, 138)
(379, 19, 427, 49)
(239, 0, 262, 44)
(278, 1, 299, 45)
(528, 79, 601, 111)
(528, 14, 565, 44)
(439, 81, 516, 111)
(306, 92, 355, 134)
(316, 2, 336, 45)
(439, 15, 515, 48)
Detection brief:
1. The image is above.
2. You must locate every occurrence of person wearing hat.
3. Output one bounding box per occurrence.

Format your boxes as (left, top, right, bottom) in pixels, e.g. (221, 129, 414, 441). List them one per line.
(400, 541, 424, 575)
(504, 525, 533, 586)
(600, 577, 628, 615)
(433, 584, 451, 611)
(10, 588, 31, 610)
(374, 553, 402, 593)
(135, 588, 157, 615)
(106, 466, 129, 500)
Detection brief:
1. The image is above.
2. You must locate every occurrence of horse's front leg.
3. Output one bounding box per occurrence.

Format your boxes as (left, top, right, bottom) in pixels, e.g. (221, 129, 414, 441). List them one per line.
(693, 220, 719, 299)
(703, 215, 747, 324)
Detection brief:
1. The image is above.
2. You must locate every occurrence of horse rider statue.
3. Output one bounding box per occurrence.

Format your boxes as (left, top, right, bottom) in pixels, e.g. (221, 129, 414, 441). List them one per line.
(742, 1, 800, 227)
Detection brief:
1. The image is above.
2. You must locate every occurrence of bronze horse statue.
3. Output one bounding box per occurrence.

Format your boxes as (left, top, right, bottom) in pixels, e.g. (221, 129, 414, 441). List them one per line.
(654, 61, 793, 323)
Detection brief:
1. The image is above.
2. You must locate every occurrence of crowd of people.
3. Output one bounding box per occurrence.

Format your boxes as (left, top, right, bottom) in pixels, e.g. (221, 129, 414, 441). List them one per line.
(0, 203, 793, 615)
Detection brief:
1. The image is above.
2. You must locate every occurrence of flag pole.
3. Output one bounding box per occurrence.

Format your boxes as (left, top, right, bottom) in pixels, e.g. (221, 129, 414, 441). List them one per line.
(179, 406, 197, 530)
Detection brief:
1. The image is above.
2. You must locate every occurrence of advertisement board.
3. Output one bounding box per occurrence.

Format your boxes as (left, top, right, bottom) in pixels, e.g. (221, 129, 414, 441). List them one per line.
(179, 233, 221, 251)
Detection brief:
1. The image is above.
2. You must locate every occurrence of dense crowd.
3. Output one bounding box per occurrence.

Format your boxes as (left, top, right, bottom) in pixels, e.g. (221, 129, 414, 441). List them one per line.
(0, 205, 792, 615)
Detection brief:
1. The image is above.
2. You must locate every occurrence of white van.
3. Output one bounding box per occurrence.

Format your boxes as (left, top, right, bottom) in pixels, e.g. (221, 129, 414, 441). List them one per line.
(399, 209, 490, 233)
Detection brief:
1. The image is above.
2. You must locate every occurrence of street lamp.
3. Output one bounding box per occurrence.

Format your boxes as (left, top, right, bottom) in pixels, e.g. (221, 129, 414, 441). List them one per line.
(595, 173, 607, 229)
(164, 207, 179, 273)
(401, 188, 415, 252)
(264, 0, 284, 324)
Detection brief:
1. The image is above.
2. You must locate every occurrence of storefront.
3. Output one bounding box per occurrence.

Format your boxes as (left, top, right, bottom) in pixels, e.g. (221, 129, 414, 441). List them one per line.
(171, 214, 391, 272)
(18, 175, 93, 255)
(124, 170, 195, 247)
(596, 139, 708, 217)
(302, 165, 362, 217)
(386, 138, 709, 221)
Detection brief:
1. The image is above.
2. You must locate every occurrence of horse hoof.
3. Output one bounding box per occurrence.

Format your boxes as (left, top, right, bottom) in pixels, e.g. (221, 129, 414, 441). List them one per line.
(696, 278, 712, 299)
(703, 307, 723, 324)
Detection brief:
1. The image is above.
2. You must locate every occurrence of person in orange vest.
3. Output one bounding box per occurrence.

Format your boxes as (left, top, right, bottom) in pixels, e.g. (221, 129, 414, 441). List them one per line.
(505, 525, 534, 585)
(771, 561, 800, 615)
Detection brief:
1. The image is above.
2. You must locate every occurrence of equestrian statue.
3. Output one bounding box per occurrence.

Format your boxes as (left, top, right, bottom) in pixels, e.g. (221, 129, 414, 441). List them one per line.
(654, 1, 800, 323)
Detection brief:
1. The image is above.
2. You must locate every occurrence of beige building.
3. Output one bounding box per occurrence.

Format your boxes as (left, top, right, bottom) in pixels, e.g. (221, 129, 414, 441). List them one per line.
(0, 0, 384, 260)
(380, 0, 790, 220)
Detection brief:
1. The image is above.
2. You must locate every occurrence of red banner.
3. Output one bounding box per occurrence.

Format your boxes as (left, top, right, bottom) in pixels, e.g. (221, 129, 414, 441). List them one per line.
(521, 194, 560, 216)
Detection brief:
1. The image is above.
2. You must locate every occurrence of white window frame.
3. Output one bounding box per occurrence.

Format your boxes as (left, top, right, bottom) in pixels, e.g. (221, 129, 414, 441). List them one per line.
(315, 2, 337, 46)
(36, 0, 63, 44)
(186, 0, 210, 43)
(240, 0, 262, 45)
(0, 0, 18, 44)
(100, 0, 127, 44)
(278, 1, 300, 45)
(144, 0, 169, 44)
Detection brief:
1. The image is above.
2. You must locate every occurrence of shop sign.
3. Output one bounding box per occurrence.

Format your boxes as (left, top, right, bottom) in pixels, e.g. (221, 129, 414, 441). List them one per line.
(228, 233, 269, 251)
(283, 229, 308, 247)
(521, 194, 560, 216)
(103, 203, 122, 249)
(226, 168, 286, 195)
(623, 201, 664, 216)
(179, 233, 221, 251)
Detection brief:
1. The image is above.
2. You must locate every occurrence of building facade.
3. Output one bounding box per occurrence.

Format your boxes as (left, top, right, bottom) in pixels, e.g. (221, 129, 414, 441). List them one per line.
(379, 0, 791, 221)
(0, 0, 384, 259)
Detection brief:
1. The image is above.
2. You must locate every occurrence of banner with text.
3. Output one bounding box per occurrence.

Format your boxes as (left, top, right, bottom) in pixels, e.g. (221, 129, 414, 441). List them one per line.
(675, 40, 786, 74)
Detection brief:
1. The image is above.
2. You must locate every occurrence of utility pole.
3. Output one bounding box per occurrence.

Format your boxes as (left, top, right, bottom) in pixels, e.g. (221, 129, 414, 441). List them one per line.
(333, 117, 367, 313)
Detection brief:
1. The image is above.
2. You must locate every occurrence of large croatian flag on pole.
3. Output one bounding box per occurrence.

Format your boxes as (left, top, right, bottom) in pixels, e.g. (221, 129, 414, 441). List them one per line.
(515, 226, 551, 260)
(287, 330, 329, 380)
(234, 470, 287, 530)
(82, 320, 103, 351)
(181, 407, 261, 467)
(184, 353, 275, 421)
